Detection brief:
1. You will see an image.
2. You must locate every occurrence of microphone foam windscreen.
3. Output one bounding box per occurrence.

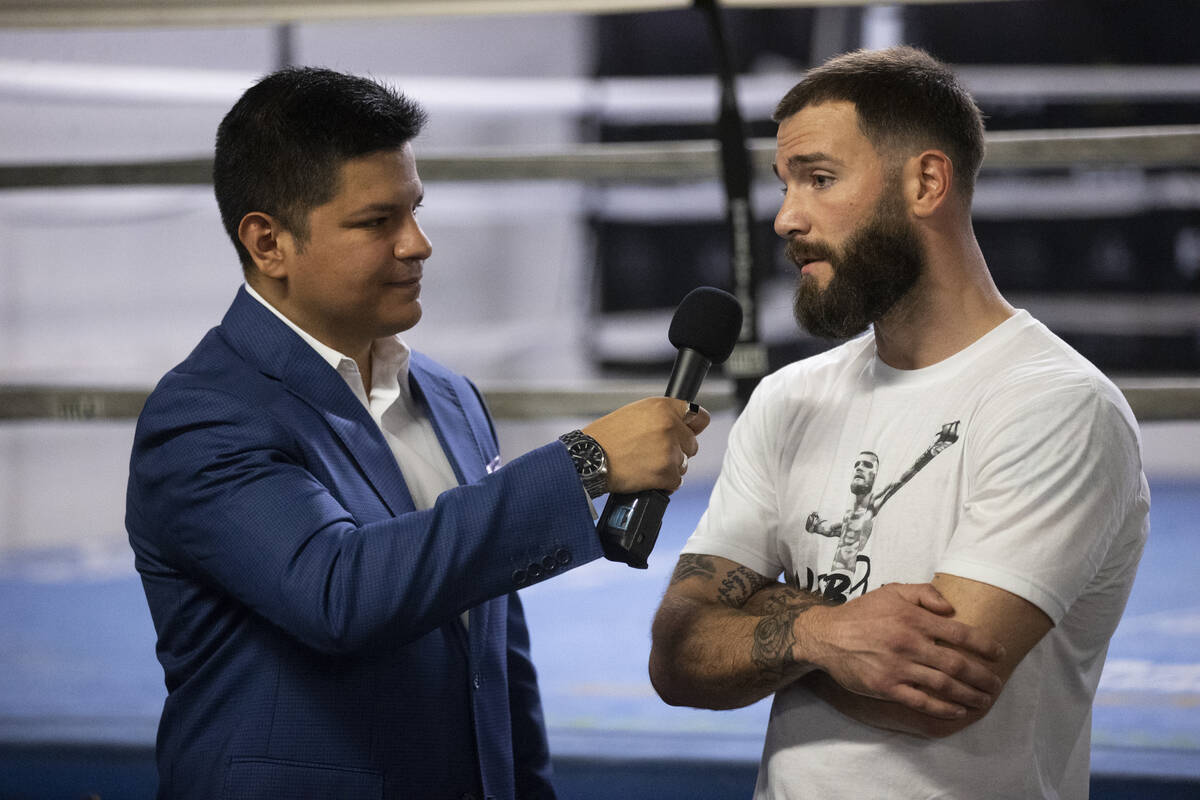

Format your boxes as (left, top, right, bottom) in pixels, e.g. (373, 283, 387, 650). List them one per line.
(668, 287, 744, 364)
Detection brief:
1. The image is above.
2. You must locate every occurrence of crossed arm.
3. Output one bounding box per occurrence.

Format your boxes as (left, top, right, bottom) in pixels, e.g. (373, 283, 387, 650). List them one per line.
(649, 553, 1051, 737)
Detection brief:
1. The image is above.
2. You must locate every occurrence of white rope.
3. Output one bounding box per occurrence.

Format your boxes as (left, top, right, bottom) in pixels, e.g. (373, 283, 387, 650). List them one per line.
(0, 0, 1028, 29)
(2, 380, 1197, 422)
(4, 60, 1200, 115)
(3, 126, 1198, 190)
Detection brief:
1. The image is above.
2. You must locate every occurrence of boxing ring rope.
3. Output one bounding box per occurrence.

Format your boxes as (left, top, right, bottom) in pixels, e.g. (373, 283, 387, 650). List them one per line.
(2, 379, 1198, 423)
(2, 125, 1198, 190)
(0, 0, 1028, 29)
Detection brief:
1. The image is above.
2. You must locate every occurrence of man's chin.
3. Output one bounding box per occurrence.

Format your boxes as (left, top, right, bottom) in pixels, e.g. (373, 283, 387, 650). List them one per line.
(793, 306, 871, 341)
(382, 303, 422, 336)
(792, 277, 868, 340)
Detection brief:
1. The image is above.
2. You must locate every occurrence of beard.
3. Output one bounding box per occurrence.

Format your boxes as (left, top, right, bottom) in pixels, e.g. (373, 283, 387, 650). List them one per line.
(788, 182, 924, 340)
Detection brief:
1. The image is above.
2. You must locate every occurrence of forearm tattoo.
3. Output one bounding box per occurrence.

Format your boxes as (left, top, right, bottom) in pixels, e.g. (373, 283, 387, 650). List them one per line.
(717, 566, 771, 608)
(750, 588, 826, 679)
(670, 553, 717, 584)
(669, 555, 825, 682)
(672, 556, 771, 608)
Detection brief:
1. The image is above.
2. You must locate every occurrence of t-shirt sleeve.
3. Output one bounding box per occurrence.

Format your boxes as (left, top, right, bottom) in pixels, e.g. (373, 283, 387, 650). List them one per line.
(681, 374, 785, 580)
(938, 375, 1146, 624)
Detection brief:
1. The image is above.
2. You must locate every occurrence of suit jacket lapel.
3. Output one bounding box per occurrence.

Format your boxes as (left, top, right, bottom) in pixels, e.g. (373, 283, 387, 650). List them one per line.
(408, 357, 492, 486)
(218, 288, 417, 516)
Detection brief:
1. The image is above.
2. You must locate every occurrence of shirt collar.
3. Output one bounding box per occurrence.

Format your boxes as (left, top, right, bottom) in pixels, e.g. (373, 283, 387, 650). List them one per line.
(243, 282, 412, 392)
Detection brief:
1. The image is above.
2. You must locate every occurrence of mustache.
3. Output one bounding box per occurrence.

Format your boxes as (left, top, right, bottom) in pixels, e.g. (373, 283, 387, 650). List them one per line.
(785, 237, 835, 267)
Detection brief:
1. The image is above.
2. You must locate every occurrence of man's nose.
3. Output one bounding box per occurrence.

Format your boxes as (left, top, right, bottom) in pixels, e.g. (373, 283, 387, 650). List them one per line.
(396, 218, 433, 261)
(774, 191, 811, 240)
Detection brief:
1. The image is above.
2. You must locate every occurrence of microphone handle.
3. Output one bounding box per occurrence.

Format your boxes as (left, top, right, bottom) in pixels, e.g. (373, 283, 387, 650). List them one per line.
(598, 348, 713, 569)
(664, 348, 712, 402)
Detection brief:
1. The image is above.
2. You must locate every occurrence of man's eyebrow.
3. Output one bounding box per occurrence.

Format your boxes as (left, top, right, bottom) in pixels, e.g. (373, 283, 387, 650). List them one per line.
(346, 196, 423, 217)
(786, 152, 844, 170)
(347, 202, 399, 216)
(773, 152, 846, 179)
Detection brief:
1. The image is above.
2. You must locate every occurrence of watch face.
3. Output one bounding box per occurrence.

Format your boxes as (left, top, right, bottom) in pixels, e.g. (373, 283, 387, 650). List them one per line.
(568, 440, 605, 476)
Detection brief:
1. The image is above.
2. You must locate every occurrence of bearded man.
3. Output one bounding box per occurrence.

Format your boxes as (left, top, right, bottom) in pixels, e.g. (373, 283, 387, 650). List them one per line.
(648, 46, 1148, 800)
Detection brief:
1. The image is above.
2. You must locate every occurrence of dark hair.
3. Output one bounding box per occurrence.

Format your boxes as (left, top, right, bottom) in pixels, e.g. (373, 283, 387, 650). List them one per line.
(773, 46, 985, 202)
(213, 66, 427, 269)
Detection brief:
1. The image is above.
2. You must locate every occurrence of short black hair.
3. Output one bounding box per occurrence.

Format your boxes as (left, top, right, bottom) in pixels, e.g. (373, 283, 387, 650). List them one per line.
(213, 66, 427, 269)
(773, 46, 985, 202)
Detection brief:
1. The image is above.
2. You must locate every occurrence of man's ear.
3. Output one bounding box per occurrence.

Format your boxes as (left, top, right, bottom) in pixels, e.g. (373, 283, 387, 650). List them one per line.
(238, 212, 290, 280)
(909, 150, 953, 218)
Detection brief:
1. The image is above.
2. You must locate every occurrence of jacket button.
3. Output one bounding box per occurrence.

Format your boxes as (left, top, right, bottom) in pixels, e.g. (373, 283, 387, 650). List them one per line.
(511, 568, 527, 586)
(555, 548, 571, 566)
(542, 554, 558, 572)
(472, 672, 481, 690)
(527, 563, 543, 579)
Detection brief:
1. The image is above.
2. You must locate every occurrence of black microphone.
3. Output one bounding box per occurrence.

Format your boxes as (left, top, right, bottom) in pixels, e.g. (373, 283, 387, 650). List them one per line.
(598, 286, 743, 568)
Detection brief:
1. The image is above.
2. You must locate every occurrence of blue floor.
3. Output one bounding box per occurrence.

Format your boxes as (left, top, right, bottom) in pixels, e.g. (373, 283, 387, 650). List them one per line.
(1, 477, 1198, 797)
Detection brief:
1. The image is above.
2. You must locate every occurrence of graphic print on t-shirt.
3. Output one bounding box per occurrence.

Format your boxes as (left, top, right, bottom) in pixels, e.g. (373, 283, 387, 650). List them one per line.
(804, 421, 961, 603)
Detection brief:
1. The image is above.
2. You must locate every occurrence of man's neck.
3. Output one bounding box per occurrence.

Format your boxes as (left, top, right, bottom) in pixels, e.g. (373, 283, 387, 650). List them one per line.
(872, 239, 1014, 370)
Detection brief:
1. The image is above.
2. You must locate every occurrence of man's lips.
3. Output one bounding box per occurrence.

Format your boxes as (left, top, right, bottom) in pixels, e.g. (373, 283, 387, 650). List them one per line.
(786, 239, 831, 276)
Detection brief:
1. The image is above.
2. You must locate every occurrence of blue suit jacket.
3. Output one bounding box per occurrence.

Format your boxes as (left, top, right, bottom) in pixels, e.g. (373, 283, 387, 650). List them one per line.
(126, 288, 603, 800)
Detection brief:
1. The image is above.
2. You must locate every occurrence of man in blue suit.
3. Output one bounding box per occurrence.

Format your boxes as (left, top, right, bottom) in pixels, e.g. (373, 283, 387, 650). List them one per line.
(126, 67, 709, 800)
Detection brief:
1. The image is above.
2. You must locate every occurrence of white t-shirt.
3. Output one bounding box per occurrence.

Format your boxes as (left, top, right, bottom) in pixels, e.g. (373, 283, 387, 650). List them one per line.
(683, 310, 1149, 800)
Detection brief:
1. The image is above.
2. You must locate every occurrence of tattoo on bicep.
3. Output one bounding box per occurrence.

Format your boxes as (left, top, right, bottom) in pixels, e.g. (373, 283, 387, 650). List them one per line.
(670, 554, 717, 585)
(717, 566, 771, 608)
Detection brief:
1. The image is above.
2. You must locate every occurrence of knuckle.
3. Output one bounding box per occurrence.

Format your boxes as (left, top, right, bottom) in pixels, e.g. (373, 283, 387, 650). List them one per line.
(911, 695, 935, 713)
(941, 652, 967, 676)
(943, 622, 970, 645)
(889, 630, 918, 655)
(928, 673, 951, 693)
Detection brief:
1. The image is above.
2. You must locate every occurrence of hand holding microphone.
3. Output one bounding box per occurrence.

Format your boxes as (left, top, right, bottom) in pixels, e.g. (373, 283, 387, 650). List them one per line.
(581, 398, 708, 494)
(588, 287, 743, 568)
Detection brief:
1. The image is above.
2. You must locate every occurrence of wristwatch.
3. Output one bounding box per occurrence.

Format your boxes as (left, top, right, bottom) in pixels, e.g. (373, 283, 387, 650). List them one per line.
(558, 429, 609, 499)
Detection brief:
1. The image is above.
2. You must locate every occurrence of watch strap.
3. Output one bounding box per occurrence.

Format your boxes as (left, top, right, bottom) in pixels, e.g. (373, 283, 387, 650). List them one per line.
(558, 429, 609, 499)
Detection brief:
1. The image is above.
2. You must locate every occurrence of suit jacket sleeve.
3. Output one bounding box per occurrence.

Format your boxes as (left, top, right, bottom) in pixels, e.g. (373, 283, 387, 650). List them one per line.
(128, 380, 603, 656)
